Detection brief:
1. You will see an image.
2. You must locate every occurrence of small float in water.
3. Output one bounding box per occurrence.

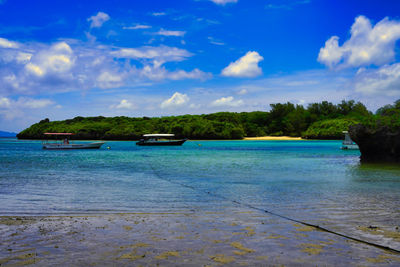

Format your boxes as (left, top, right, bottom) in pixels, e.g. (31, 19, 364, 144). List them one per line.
(341, 131, 359, 150)
(42, 133, 105, 150)
(136, 134, 186, 146)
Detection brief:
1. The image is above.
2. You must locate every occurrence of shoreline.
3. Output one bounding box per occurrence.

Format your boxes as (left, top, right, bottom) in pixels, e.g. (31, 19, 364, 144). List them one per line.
(12, 136, 307, 142)
(243, 136, 303, 141)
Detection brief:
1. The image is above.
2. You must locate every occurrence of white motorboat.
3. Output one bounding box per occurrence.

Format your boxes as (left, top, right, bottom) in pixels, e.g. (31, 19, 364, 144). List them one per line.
(42, 133, 105, 150)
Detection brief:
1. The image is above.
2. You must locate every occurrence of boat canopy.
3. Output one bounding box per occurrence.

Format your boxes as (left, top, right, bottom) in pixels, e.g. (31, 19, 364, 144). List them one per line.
(143, 134, 175, 137)
(44, 133, 74, 135)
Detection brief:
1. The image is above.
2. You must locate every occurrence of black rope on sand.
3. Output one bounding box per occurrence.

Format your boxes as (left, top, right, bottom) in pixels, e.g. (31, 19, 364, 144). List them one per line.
(146, 156, 400, 254)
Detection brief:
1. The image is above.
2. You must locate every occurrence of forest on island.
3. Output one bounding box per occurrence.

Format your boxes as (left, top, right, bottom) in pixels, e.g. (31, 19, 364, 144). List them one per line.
(17, 100, 400, 140)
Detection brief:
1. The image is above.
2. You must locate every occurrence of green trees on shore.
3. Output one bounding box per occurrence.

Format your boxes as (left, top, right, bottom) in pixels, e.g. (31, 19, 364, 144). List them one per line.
(18, 99, 397, 140)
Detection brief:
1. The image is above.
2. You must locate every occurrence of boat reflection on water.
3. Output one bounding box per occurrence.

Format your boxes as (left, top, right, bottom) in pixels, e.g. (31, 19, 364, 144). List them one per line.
(136, 134, 187, 146)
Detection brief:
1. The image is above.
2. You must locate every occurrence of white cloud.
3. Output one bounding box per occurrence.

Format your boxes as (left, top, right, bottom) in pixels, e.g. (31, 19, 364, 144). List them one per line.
(152, 12, 166, 16)
(210, 0, 238, 5)
(111, 99, 135, 109)
(140, 65, 211, 81)
(111, 45, 192, 62)
(0, 37, 19, 48)
(24, 42, 74, 77)
(237, 88, 247, 95)
(318, 16, 400, 69)
(211, 96, 243, 107)
(354, 63, 400, 96)
(156, 29, 186, 37)
(88, 12, 110, 28)
(0, 97, 53, 110)
(160, 92, 189, 108)
(123, 25, 151, 30)
(0, 97, 54, 121)
(96, 71, 124, 89)
(208, 37, 225, 46)
(16, 52, 32, 63)
(3, 74, 19, 89)
(0, 97, 11, 108)
(221, 51, 263, 78)
(18, 97, 54, 108)
(189, 103, 201, 109)
(0, 38, 209, 95)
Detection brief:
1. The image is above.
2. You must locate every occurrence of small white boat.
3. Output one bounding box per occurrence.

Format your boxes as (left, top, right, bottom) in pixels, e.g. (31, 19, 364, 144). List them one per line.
(42, 133, 105, 150)
(341, 131, 359, 150)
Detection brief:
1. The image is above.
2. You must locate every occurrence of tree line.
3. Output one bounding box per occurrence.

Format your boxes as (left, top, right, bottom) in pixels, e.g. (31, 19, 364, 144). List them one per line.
(17, 100, 400, 140)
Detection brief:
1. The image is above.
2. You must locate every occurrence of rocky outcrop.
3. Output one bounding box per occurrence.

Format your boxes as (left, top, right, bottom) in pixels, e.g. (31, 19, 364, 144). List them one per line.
(349, 124, 400, 163)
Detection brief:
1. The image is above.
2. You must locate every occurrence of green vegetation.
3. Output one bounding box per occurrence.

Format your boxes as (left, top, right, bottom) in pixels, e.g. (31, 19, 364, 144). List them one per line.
(303, 118, 359, 139)
(19, 99, 398, 140)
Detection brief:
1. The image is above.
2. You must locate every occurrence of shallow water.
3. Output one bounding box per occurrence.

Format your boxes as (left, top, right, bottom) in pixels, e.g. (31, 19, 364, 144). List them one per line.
(1, 138, 400, 245)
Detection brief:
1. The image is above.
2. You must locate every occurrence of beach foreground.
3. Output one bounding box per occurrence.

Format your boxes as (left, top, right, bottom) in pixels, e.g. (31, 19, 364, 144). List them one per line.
(1, 211, 400, 266)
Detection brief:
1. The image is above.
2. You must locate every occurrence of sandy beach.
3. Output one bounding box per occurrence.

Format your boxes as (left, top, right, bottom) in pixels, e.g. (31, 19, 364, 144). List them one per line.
(243, 136, 303, 140)
(1, 210, 400, 266)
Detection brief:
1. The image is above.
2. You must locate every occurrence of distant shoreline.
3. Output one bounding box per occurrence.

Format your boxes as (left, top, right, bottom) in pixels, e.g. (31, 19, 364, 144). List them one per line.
(13, 136, 312, 141)
(243, 136, 303, 141)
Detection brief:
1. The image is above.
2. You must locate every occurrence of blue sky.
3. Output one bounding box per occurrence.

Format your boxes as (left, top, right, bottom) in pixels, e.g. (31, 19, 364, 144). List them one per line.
(1, 0, 400, 132)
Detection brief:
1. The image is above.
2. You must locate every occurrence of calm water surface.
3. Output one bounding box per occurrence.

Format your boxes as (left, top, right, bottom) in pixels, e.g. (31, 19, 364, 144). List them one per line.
(1, 138, 400, 233)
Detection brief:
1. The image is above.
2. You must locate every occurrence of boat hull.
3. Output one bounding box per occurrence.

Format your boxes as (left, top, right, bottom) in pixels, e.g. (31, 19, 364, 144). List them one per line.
(43, 142, 105, 150)
(341, 144, 359, 150)
(136, 139, 186, 146)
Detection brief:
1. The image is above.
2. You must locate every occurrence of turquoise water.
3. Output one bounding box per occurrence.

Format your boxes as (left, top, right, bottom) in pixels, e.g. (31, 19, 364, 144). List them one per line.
(1, 138, 400, 232)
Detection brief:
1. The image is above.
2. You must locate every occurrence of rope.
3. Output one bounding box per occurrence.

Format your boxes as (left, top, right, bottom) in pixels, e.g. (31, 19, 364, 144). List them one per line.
(145, 156, 400, 254)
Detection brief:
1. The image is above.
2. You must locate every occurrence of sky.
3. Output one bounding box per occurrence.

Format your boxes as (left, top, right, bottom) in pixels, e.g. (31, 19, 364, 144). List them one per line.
(1, 0, 400, 132)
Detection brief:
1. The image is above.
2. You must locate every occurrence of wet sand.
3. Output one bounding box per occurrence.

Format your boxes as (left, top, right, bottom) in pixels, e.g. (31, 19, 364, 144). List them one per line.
(243, 136, 303, 140)
(1, 210, 400, 266)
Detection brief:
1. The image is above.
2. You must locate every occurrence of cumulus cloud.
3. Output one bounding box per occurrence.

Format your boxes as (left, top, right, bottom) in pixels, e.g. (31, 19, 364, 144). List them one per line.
(210, 0, 238, 5)
(88, 12, 110, 28)
(160, 92, 189, 108)
(221, 51, 263, 78)
(25, 42, 74, 77)
(211, 96, 243, 107)
(0, 38, 209, 96)
(353, 63, 400, 96)
(96, 71, 124, 89)
(318, 16, 400, 69)
(123, 24, 151, 30)
(0, 37, 19, 48)
(111, 99, 135, 109)
(156, 29, 186, 37)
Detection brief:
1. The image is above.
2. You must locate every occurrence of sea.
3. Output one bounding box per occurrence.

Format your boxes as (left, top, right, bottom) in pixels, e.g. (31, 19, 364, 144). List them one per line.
(1, 138, 400, 243)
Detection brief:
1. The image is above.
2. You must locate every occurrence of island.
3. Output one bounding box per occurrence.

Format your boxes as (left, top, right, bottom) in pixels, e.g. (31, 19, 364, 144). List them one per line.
(17, 100, 372, 141)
